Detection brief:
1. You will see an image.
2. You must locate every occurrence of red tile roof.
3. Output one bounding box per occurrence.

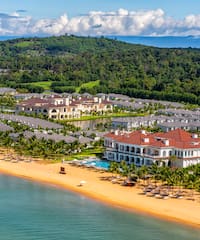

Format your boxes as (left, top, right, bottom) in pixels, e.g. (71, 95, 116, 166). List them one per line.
(104, 129, 200, 149)
(18, 96, 112, 109)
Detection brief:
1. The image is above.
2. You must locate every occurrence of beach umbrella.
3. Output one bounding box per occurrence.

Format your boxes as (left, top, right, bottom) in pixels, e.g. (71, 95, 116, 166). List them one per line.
(79, 180, 86, 186)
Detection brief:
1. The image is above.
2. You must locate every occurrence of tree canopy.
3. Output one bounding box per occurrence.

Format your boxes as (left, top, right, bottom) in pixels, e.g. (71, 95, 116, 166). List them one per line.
(0, 35, 199, 104)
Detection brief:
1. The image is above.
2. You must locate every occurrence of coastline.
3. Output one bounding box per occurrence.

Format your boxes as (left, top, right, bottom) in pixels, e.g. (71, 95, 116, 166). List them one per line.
(0, 159, 200, 229)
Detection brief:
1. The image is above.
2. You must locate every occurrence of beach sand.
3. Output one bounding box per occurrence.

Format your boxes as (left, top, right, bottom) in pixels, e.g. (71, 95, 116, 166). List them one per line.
(0, 155, 199, 228)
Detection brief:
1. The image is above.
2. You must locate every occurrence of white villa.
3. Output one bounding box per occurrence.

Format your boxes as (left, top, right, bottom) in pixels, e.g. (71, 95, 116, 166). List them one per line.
(16, 94, 112, 120)
(104, 129, 200, 168)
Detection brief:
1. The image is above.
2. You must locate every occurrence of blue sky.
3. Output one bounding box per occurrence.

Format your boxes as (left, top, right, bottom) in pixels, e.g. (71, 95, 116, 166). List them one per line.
(0, 1, 200, 36)
(1, 0, 199, 18)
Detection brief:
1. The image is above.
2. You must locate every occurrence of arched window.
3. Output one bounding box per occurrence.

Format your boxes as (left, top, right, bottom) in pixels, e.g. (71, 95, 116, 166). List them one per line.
(163, 151, 166, 157)
(136, 148, 140, 154)
(51, 109, 57, 113)
(136, 158, 140, 164)
(131, 147, 135, 153)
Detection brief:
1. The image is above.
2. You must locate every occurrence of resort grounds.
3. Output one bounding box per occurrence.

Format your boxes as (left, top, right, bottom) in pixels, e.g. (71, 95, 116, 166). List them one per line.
(0, 149, 200, 229)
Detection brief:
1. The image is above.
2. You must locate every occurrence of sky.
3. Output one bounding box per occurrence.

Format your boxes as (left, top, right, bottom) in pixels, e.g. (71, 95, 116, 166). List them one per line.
(0, 0, 200, 36)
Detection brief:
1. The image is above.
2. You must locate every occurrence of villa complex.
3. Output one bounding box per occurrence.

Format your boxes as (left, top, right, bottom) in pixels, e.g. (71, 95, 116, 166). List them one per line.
(112, 108, 200, 132)
(16, 94, 112, 119)
(104, 129, 200, 168)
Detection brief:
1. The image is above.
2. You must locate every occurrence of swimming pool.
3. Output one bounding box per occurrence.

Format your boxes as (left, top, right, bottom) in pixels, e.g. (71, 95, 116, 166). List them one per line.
(83, 159, 110, 170)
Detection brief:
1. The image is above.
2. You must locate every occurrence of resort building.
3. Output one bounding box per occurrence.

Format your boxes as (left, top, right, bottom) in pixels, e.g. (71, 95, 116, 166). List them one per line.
(0, 87, 17, 95)
(112, 115, 200, 132)
(158, 108, 200, 119)
(158, 122, 200, 132)
(15, 94, 113, 120)
(104, 129, 200, 168)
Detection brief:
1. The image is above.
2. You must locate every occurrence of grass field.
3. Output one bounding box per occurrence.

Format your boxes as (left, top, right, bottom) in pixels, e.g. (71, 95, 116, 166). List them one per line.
(76, 80, 100, 93)
(14, 41, 36, 48)
(24, 81, 52, 90)
(65, 147, 104, 161)
(65, 112, 146, 122)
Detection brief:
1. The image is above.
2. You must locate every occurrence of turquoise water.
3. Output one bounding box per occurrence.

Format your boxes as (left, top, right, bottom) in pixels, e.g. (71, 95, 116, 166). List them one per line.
(84, 159, 110, 170)
(0, 174, 199, 240)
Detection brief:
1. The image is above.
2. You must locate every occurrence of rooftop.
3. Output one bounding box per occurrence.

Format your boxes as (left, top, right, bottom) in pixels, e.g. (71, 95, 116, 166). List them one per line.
(105, 129, 200, 149)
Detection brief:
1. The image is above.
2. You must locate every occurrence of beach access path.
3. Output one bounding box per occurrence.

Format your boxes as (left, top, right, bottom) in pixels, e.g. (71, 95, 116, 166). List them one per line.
(0, 158, 199, 229)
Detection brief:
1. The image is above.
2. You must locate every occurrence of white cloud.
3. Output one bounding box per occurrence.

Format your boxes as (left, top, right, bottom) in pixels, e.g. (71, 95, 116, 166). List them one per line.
(0, 9, 200, 36)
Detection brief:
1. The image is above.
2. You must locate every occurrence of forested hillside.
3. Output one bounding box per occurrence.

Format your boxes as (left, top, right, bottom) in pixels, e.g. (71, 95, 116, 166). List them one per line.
(0, 35, 199, 104)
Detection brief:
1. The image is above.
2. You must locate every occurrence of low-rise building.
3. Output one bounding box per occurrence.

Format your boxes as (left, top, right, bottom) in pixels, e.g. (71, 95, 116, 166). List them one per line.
(158, 122, 200, 132)
(158, 108, 200, 118)
(104, 129, 200, 168)
(16, 94, 113, 120)
(112, 114, 200, 132)
(0, 87, 17, 95)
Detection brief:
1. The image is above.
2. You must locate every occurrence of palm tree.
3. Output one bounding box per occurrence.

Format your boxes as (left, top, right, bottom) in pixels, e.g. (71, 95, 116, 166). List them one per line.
(168, 155, 178, 167)
(119, 160, 129, 177)
(136, 165, 149, 186)
(109, 161, 120, 177)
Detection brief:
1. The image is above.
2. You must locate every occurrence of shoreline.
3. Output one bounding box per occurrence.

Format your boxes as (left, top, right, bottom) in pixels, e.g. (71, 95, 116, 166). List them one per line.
(0, 160, 200, 229)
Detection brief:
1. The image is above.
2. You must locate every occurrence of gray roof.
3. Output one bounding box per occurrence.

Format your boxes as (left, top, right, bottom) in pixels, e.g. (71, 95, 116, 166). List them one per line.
(112, 114, 200, 130)
(158, 109, 200, 118)
(134, 98, 184, 108)
(158, 122, 200, 128)
(111, 100, 145, 109)
(0, 122, 14, 132)
(24, 130, 77, 143)
(96, 93, 107, 97)
(0, 87, 16, 95)
(108, 93, 130, 100)
(78, 136, 93, 144)
(0, 114, 63, 130)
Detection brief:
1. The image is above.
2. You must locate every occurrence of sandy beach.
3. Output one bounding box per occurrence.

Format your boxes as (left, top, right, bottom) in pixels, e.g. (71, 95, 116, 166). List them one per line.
(0, 153, 199, 229)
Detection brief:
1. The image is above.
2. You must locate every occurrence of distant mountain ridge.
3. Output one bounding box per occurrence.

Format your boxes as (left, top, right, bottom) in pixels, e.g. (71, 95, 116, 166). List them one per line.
(1, 35, 200, 48)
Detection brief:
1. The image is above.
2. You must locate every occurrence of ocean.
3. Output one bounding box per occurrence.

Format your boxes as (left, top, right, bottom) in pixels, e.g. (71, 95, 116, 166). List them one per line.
(107, 36, 200, 48)
(0, 174, 199, 240)
(0, 35, 200, 48)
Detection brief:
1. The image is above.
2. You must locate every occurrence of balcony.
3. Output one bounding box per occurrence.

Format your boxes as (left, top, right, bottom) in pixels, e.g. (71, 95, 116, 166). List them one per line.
(142, 153, 162, 159)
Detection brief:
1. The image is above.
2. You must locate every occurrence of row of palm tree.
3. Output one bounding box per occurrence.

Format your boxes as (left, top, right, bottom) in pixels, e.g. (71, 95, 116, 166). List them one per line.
(0, 131, 84, 160)
(108, 161, 200, 191)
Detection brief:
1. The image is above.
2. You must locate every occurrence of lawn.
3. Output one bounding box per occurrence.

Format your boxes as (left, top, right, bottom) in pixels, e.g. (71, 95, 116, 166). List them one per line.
(65, 112, 146, 122)
(76, 80, 100, 93)
(14, 41, 36, 48)
(65, 147, 104, 161)
(24, 81, 52, 90)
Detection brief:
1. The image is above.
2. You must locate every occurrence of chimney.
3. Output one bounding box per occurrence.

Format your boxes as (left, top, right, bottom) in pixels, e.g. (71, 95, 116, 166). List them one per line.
(192, 133, 198, 139)
(163, 139, 169, 146)
(114, 130, 119, 135)
(143, 138, 149, 143)
(141, 130, 146, 135)
(64, 98, 69, 105)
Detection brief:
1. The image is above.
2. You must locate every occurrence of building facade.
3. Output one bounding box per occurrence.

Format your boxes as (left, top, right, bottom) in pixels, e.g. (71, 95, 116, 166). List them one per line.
(16, 95, 113, 120)
(104, 129, 200, 168)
